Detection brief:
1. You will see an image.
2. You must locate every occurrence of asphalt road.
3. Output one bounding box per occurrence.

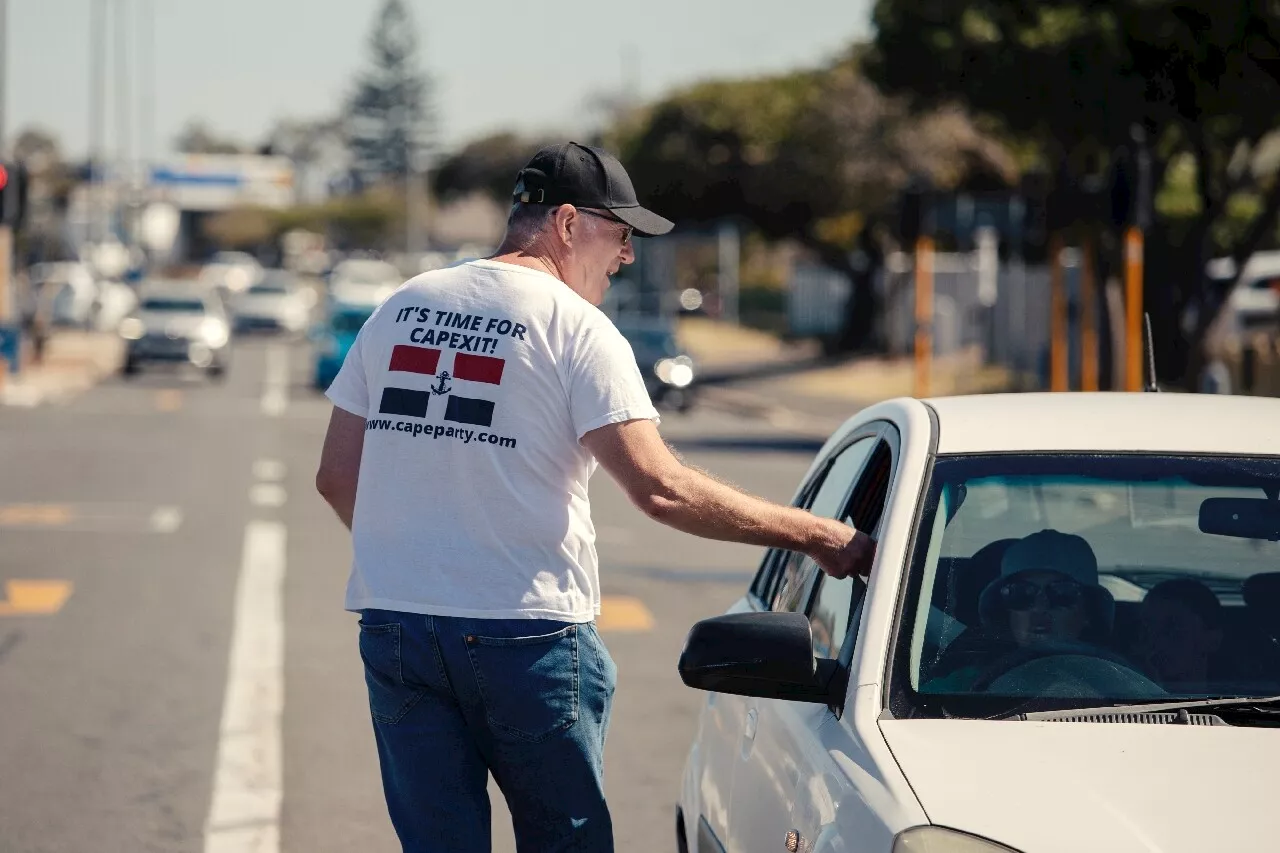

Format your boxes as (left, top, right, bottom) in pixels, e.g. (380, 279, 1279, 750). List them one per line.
(0, 335, 832, 853)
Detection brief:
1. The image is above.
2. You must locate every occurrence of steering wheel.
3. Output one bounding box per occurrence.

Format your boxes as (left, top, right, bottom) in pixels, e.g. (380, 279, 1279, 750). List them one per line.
(971, 642, 1164, 697)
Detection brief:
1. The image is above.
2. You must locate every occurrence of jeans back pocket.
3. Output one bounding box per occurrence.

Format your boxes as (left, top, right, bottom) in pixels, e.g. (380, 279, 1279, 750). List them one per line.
(358, 621, 424, 725)
(466, 624, 579, 742)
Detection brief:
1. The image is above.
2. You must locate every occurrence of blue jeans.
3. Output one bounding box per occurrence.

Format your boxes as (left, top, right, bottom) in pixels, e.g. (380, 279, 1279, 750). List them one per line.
(357, 609, 618, 852)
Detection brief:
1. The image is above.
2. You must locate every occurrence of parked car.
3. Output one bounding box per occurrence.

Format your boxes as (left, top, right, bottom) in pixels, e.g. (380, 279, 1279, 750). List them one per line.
(199, 251, 263, 296)
(231, 270, 315, 336)
(118, 281, 231, 379)
(616, 316, 697, 413)
(328, 258, 402, 306)
(677, 392, 1280, 853)
(311, 296, 378, 391)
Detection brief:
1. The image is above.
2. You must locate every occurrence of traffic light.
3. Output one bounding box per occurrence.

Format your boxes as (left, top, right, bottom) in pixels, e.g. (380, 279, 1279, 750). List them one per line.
(0, 162, 29, 231)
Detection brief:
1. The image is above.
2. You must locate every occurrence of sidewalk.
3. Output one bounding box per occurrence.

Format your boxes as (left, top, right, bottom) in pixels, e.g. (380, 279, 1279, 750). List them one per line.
(0, 331, 124, 408)
(678, 317, 1018, 432)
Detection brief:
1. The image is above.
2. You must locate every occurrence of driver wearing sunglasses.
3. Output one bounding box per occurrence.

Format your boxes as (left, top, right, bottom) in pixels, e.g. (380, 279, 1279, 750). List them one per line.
(978, 529, 1115, 649)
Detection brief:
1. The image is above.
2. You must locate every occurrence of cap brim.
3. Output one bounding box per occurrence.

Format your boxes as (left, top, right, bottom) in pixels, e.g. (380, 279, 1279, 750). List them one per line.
(608, 205, 674, 237)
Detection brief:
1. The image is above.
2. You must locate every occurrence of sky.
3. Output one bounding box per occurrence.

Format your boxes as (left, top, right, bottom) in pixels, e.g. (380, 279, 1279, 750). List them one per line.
(6, 0, 872, 163)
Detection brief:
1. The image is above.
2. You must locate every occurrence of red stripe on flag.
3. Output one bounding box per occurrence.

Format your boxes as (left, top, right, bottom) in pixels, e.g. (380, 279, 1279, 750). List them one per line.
(454, 353, 505, 385)
(389, 345, 441, 375)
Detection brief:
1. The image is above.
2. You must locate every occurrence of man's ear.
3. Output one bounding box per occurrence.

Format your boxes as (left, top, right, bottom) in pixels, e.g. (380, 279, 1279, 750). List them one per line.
(553, 204, 577, 247)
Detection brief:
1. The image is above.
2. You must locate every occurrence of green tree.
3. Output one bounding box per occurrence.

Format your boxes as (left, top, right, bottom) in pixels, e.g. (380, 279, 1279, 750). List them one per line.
(611, 57, 1013, 350)
(869, 0, 1280, 382)
(432, 132, 559, 204)
(173, 120, 244, 155)
(346, 0, 433, 187)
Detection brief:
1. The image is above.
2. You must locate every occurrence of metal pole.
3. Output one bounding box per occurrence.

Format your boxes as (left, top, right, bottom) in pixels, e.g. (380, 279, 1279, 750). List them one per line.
(913, 235, 934, 398)
(90, 0, 109, 246)
(115, 0, 132, 247)
(1081, 230, 1099, 391)
(1125, 226, 1145, 391)
(0, 0, 8, 154)
(717, 220, 739, 324)
(1050, 232, 1069, 392)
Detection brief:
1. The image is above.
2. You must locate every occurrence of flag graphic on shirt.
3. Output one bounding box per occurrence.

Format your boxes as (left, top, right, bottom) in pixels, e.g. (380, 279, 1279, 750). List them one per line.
(380, 344, 504, 426)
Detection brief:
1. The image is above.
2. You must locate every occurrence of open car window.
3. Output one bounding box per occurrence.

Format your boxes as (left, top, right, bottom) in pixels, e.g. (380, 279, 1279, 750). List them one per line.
(894, 453, 1280, 718)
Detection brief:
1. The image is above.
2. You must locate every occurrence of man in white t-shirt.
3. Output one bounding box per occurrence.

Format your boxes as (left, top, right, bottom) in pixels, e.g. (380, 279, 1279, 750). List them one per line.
(316, 142, 875, 852)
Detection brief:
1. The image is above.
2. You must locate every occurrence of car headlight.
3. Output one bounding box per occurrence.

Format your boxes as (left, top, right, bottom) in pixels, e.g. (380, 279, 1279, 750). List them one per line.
(119, 317, 146, 340)
(201, 318, 230, 348)
(893, 827, 1023, 853)
(654, 356, 695, 388)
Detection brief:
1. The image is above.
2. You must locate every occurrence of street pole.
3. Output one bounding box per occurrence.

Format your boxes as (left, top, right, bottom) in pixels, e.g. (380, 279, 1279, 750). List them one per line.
(1081, 230, 1099, 391)
(90, 0, 109, 246)
(913, 235, 934, 398)
(1125, 225, 1145, 391)
(717, 220, 739, 325)
(0, 0, 11, 329)
(115, 0, 132, 249)
(1050, 232, 1068, 392)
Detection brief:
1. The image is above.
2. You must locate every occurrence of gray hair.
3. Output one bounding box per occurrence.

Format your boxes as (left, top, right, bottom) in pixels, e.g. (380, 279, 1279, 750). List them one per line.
(502, 203, 556, 250)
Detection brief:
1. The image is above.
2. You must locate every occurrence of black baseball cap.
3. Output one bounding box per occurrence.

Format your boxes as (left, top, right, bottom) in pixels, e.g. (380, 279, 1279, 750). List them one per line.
(512, 142, 674, 237)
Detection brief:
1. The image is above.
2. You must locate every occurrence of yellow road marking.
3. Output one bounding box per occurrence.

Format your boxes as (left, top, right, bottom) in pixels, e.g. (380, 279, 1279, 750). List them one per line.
(0, 504, 74, 527)
(597, 595, 655, 632)
(154, 389, 184, 412)
(0, 580, 74, 615)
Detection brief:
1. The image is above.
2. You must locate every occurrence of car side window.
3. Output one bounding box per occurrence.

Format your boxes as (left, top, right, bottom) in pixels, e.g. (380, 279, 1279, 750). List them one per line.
(808, 438, 897, 659)
(768, 436, 878, 613)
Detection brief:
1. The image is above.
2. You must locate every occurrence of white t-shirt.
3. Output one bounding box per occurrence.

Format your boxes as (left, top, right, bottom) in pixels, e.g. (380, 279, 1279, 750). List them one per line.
(325, 258, 659, 622)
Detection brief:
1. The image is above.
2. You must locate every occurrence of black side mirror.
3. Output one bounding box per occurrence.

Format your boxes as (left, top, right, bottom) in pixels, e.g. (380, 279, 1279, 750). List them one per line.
(678, 612, 845, 705)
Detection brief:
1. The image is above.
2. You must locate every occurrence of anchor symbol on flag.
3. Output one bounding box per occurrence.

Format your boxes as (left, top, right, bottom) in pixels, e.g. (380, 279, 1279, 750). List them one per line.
(431, 372, 453, 395)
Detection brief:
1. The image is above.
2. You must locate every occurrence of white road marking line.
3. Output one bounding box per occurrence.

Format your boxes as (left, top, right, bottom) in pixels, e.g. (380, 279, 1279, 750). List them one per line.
(249, 483, 287, 508)
(204, 521, 286, 853)
(252, 459, 287, 482)
(149, 506, 184, 533)
(261, 345, 289, 417)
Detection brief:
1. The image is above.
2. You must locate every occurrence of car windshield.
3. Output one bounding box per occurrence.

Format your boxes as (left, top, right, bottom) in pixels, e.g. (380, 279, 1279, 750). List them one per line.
(141, 298, 206, 313)
(248, 283, 290, 296)
(895, 453, 1280, 718)
(330, 310, 372, 334)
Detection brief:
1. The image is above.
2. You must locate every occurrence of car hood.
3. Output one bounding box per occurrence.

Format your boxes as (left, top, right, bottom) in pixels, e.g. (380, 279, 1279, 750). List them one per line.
(880, 719, 1280, 852)
(236, 294, 297, 314)
(135, 312, 209, 336)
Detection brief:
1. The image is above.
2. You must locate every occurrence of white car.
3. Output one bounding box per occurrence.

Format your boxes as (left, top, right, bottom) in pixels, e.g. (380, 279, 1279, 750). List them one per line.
(328, 258, 403, 305)
(676, 393, 1280, 853)
(232, 271, 314, 335)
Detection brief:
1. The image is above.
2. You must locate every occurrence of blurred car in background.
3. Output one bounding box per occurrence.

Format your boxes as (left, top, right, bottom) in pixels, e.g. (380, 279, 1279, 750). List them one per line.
(311, 295, 378, 391)
(199, 251, 263, 296)
(327, 258, 402, 305)
(231, 270, 315, 336)
(616, 316, 697, 413)
(118, 281, 231, 380)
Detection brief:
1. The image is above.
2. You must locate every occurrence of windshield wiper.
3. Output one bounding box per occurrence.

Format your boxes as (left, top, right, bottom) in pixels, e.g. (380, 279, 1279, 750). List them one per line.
(1013, 695, 1280, 721)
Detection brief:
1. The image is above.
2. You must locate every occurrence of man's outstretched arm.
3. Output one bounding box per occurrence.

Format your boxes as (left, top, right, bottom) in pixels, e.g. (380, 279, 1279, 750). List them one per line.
(581, 418, 875, 579)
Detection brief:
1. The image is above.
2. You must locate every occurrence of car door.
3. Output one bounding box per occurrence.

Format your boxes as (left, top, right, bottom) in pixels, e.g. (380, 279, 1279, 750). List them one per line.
(691, 429, 880, 853)
(724, 425, 900, 853)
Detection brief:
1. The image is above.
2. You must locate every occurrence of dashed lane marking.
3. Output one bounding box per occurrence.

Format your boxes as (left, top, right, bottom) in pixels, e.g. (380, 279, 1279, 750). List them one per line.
(0, 503, 182, 533)
(204, 521, 285, 853)
(0, 504, 73, 527)
(249, 484, 287, 508)
(252, 459, 286, 482)
(596, 595, 655, 632)
(261, 345, 289, 417)
(154, 389, 184, 412)
(0, 580, 74, 616)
